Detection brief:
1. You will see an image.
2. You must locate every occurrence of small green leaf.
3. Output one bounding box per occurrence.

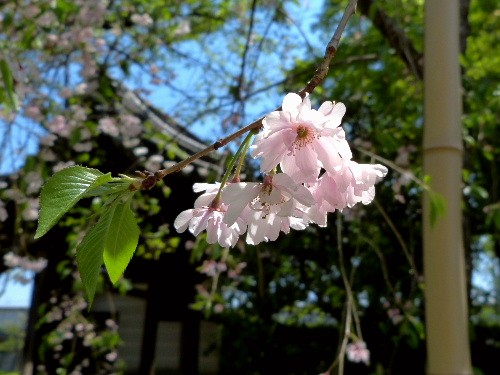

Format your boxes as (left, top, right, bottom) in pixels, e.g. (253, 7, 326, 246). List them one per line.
(35, 166, 112, 239)
(102, 199, 140, 284)
(76, 195, 139, 305)
(76, 219, 106, 307)
(0, 58, 18, 111)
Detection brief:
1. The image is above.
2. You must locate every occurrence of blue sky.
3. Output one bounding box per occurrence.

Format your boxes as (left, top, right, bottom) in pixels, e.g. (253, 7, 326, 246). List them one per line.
(0, 270, 33, 308)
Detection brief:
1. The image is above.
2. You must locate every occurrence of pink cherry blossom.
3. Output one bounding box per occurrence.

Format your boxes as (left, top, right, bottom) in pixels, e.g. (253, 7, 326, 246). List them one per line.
(174, 205, 245, 248)
(221, 173, 314, 245)
(131, 13, 153, 27)
(48, 115, 72, 137)
(22, 198, 39, 221)
(312, 161, 388, 214)
(243, 206, 310, 245)
(174, 183, 246, 248)
(174, 93, 388, 246)
(251, 93, 352, 183)
(4, 251, 48, 273)
(346, 340, 370, 365)
(98, 117, 119, 137)
(221, 173, 315, 226)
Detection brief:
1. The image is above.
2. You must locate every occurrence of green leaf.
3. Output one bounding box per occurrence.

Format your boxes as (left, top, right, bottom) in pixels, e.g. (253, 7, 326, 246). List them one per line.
(0, 58, 19, 111)
(76, 216, 106, 307)
(102, 199, 140, 285)
(76, 196, 139, 305)
(83, 180, 134, 197)
(35, 166, 112, 239)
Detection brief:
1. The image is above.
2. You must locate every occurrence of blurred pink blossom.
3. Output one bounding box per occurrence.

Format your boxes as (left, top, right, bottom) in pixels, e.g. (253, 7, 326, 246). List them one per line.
(346, 340, 370, 365)
(3, 251, 48, 273)
(131, 13, 153, 27)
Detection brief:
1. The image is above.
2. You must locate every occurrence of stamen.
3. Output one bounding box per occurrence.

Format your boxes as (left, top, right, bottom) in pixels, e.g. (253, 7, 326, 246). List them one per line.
(294, 125, 315, 150)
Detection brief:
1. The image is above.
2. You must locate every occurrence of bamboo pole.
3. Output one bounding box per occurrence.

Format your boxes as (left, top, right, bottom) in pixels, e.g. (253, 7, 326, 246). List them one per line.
(423, 1, 473, 374)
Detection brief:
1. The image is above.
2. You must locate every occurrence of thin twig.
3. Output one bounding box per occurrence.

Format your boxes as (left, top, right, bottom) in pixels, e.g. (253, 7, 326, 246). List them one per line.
(359, 234, 397, 295)
(356, 146, 430, 189)
(373, 199, 419, 277)
(298, 0, 358, 97)
(336, 213, 352, 375)
(348, 245, 364, 343)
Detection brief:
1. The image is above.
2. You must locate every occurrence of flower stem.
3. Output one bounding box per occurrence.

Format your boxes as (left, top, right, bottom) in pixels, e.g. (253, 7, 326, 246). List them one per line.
(232, 133, 254, 180)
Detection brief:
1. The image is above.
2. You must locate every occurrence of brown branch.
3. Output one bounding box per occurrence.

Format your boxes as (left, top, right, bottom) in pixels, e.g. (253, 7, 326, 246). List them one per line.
(299, 0, 358, 97)
(235, 0, 258, 101)
(459, 0, 471, 55)
(358, 0, 423, 80)
(154, 113, 270, 180)
(152, 0, 359, 182)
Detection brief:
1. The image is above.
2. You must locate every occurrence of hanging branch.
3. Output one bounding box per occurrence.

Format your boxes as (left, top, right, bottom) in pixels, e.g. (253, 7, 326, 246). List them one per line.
(357, 0, 423, 80)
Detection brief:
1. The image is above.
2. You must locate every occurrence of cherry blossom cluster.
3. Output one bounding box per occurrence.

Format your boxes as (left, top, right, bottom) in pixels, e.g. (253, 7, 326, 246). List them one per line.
(174, 93, 388, 247)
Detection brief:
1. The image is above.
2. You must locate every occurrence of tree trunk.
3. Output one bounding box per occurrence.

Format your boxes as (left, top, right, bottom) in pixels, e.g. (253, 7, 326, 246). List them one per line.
(423, 1, 472, 374)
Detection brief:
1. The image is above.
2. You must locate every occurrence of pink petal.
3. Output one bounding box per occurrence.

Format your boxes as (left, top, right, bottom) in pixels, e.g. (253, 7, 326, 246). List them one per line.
(246, 212, 268, 245)
(251, 130, 290, 172)
(335, 136, 353, 160)
(318, 100, 334, 115)
(174, 209, 194, 232)
(324, 102, 346, 129)
(277, 198, 295, 217)
(266, 216, 281, 241)
(273, 173, 315, 206)
(222, 183, 259, 226)
(205, 219, 219, 244)
(190, 210, 211, 236)
(263, 111, 294, 132)
(281, 146, 319, 183)
(282, 93, 302, 117)
(289, 216, 309, 230)
(314, 137, 345, 173)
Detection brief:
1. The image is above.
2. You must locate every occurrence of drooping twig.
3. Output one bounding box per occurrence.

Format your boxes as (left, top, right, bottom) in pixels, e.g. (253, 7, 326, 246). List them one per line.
(333, 213, 354, 375)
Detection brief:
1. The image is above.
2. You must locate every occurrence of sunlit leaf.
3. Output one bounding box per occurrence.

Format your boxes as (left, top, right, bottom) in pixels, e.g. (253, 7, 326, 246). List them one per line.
(35, 166, 112, 239)
(76, 195, 139, 305)
(102, 198, 140, 285)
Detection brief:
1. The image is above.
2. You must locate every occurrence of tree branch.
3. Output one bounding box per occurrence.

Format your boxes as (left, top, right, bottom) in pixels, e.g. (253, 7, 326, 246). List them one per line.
(358, 0, 423, 80)
(153, 0, 359, 182)
(459, 0, 471, 55)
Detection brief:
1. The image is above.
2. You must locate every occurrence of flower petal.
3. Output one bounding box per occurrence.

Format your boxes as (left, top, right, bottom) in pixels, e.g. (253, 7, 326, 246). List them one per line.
(281, 145, 319, 183)
(174, 209, 194, 232)
(222, 183, 259, 226)
(282, 93, 302, 118)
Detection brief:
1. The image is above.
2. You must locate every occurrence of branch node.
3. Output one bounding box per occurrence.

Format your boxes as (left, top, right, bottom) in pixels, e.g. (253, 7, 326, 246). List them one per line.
(213, 139, 223, 150)
(135, 170, 159, 190)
